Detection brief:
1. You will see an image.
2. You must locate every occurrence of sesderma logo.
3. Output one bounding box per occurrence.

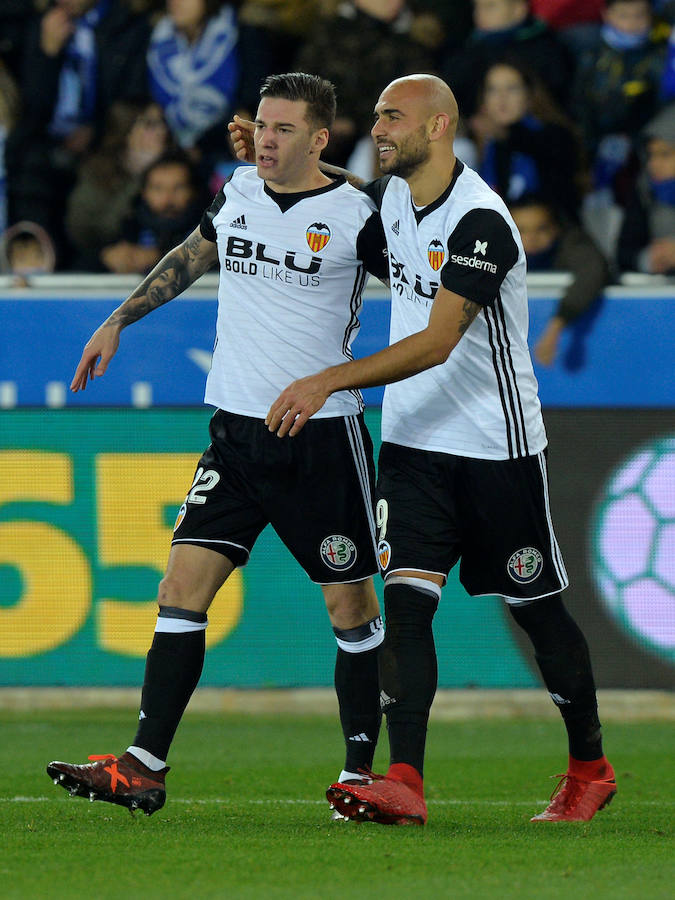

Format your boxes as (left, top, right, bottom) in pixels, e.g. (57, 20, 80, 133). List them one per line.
(451, 253, 497, 274)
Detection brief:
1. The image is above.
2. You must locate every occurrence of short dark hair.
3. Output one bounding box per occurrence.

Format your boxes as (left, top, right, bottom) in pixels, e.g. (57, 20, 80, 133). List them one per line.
(508, 193, 561, 223)
(259, 72, 337, 131)
(141, 150, 196, 191)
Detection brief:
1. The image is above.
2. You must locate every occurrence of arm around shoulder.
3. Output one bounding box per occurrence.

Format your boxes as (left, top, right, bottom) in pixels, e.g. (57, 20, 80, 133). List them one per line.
(266, 287, 481, 436)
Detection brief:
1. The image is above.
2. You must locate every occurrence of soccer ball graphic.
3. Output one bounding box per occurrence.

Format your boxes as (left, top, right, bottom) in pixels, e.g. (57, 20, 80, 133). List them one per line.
(591, 435, 675, 664)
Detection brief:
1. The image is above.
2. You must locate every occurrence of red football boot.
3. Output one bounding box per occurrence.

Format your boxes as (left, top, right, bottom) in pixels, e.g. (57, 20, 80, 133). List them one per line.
(531, 758, 616, 822)
(327, 763, 427, 826)
(47, 753, 168, 816)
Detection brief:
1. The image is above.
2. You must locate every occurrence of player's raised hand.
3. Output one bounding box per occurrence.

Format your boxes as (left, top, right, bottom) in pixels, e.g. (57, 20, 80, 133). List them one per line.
(228, 115, 256, 163)
(266, 374, 332, 437)
(70, 323, 121, 392)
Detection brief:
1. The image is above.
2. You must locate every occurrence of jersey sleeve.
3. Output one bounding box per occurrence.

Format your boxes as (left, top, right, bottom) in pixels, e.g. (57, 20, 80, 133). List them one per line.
(356, 211, 389, 279)
(199, 190, 227, 243)
(440, 208, 519, 306)
(361, 175, 393, 210)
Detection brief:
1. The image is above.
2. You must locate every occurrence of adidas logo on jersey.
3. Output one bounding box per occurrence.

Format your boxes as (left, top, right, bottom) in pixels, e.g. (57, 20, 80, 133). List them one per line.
(380, 690, 395, 708)
(229, 215, 247, 230)
(348, 733, 371, 742)
(391, 219, 400, 235)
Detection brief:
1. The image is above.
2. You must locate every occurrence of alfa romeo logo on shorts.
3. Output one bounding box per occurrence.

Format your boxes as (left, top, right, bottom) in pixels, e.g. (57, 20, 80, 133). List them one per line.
(320, 535, 357, 571)
(377, 539, 391, 571)
(507, 547, 543, 583)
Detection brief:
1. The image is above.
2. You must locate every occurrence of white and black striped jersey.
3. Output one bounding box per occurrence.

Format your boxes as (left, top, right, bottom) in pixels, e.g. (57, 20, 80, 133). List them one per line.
(364, 161, 547, 461)
(200, 166, 387, 419)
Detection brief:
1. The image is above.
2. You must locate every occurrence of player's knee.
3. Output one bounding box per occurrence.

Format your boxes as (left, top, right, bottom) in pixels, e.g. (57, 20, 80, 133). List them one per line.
(507, 592, 585, 652)
(157, 572, 211, 613)
(323, 580, 379, 628)
(506, 592, 564, 629)
(383, 576, 440, 633)
(333, 615, 384, 653)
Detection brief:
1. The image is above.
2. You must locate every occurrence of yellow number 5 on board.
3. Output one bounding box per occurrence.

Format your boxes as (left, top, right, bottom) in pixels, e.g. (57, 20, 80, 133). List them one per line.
(96, 454, 243, 656)
(0, 451, 90, 657)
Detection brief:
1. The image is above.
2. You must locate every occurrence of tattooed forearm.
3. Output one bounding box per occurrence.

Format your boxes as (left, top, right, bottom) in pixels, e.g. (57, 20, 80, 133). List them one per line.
(105, 232, 216, 329)
(458, 298, 481, 336)
(107, 258, 187, 326)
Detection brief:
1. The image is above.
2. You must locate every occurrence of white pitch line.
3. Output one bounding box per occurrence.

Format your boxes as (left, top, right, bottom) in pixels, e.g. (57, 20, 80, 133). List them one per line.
(2, 797, 673, 807)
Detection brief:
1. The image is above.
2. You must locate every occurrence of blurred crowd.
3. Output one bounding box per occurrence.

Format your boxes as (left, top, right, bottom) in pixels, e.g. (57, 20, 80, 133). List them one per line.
(1, 1, 674, 333)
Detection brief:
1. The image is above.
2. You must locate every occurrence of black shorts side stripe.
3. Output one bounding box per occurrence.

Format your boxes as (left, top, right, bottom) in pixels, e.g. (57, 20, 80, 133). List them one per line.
(344, 415, 377, 554)
(536, 451, 569, 587)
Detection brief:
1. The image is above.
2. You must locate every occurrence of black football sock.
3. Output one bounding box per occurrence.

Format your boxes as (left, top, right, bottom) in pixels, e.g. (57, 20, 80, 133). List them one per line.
(130, 606, 207, 762)
(333, 616, 383, 774)
(379, 579, 440, 779)
(508, 594, 603, 761)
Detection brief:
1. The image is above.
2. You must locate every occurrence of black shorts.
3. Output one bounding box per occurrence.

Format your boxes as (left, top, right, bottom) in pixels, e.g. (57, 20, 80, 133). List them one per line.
(172, 409, 378, 584)
(375, 442, 568, 601)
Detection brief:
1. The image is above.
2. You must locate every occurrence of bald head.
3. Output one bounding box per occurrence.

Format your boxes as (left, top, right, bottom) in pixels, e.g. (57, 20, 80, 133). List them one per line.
(381, 75, 459, 134)
(372, 74, 458, 187)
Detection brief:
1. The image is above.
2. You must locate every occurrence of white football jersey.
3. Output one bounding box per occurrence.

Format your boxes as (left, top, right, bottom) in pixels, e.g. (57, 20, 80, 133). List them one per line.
(365, 162, 547, 460)
(200, 166, 387, 418)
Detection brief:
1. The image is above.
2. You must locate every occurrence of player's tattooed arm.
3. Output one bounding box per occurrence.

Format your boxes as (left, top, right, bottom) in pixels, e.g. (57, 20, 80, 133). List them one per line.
(70, 228, 217, 392)
(267, 288, 483, 437)
(106, 229, 217, 327)
(458, 297, 481, 336)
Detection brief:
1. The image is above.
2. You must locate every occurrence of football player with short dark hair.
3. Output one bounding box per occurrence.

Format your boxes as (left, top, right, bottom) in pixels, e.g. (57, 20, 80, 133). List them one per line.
(47, 73, 389, 816)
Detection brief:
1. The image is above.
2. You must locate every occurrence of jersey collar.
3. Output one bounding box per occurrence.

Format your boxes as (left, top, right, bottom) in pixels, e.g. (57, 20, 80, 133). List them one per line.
(411, 159, 464, 225)
(263, 175, 346, 213)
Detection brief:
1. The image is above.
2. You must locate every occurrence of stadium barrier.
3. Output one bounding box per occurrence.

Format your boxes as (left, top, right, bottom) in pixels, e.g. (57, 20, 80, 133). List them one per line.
(1, 276, 673, 688)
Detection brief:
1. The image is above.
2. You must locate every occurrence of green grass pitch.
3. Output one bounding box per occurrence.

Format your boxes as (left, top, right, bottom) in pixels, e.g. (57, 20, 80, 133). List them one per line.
(1, 709, 673, 899)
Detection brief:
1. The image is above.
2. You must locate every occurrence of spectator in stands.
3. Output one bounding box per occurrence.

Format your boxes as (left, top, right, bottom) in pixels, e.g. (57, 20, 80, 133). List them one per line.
(471, 59, 584, 220)
(441, 0, 574, 118)
(0, 0, 39, 80)
(294, 0, 434, 166)
(407, 0, 473, 58)
(236, 0, 317, 114)
(617, 103, 675, 275)
(530, 0, 604, 55)
(655, 0, 675, 25)
(663, 23, 675, 98)
(100, 151, 207, 274)
(0, 60, 20, 236)
(147, 0, 239, 177)
(5, 0, 151, 267)
(0, 220, 57, 286)
(509, 194, 610, 365)
(571, 0, 670, 205)
(66, 99, 174, 271)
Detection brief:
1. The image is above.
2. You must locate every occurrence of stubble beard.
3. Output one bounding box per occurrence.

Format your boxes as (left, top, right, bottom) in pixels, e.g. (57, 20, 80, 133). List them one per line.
(381, 125, 431, 179)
